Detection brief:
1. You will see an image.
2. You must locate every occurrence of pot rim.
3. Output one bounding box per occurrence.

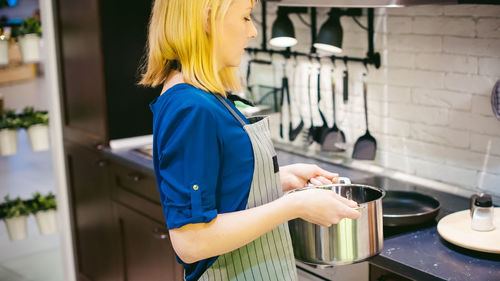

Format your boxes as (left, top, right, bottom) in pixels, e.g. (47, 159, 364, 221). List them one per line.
(288, 183, 386, 204)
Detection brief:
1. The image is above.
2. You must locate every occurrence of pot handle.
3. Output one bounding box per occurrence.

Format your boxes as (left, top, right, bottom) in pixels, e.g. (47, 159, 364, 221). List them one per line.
(338, 177, 351, 184)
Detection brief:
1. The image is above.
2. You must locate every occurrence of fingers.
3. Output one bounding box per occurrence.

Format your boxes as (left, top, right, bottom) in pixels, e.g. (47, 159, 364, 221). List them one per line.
(313, 165, 339, 181)
(330, 192, 361, 220)
(309, 177, 324, 186)
(333, 193, 358, 208)
(309, 176, 335, 186)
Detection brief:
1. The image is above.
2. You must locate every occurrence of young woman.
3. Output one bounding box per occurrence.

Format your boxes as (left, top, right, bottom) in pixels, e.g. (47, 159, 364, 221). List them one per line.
(140, 0, 360, 280)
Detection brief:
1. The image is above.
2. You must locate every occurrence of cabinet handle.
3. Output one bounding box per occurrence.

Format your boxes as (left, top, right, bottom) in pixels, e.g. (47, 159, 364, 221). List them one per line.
(96, 160, 107, 167)
(127, 173, 141, 182)
(95, 143, 104, 151)
(152, 228, 169, 240)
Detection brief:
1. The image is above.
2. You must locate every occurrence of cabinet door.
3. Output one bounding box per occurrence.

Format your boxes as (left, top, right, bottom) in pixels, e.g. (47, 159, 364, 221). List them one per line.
(113, 202, 183, 281)
(65, 142, 118, 281)
(56, 0, 108, 147)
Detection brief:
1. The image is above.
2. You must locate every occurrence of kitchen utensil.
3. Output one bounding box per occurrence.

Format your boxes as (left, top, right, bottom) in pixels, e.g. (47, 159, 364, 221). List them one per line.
(437, 208, 500, 254)
(492, 79, 500, 121)
(313, 65, 330, 144)
(280, 74, 304, 141)
(382, 190, 440, 227)
(304, 66, 315, 145)
(342, 64, 349, 104)
(322, 69, 346, 152)
(470, 193, 495, 231)
(289, 57, 304, 141)
(279, 62, 287, 140)
(288, 177, 385, 266)
(352, 73, 377, 160)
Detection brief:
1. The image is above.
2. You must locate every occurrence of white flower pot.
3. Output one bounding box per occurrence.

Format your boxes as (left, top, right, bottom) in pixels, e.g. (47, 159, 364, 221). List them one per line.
(18, 34, 40, 63)
(35, 210, 57, 235)
(0, 39, 8, 65)
(0, 129, 18, 156)
(4, 216, 28, 241)
(27, 124, 50, 151)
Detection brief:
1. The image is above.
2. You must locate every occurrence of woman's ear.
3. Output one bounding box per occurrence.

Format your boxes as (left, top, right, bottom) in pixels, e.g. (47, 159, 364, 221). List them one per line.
(204, 7, 211, 34)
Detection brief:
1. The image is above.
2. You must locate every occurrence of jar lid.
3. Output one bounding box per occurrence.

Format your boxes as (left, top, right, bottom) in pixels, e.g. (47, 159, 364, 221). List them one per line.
(475, 195, 493, 207)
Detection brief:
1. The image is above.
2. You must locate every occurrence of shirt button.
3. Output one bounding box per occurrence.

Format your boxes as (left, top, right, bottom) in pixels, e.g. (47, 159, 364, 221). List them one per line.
(193, 184, 199, 191)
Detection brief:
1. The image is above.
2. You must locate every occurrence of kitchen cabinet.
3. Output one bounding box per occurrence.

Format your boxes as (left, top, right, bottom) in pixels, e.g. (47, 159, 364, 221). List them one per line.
(110, 162, 183, 281)
(65, 144, 182, 281)
(55, 0, 159, 148)
(64, 142, 119, 281)
(112, 202, 183, 281)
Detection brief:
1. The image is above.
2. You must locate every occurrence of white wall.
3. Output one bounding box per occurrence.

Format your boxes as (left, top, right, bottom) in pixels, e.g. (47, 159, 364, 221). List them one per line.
(246, 4, 500, 197)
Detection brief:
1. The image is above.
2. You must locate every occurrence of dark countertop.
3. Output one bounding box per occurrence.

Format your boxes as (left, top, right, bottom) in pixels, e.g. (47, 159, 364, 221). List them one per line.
(103, 145, 500, 281)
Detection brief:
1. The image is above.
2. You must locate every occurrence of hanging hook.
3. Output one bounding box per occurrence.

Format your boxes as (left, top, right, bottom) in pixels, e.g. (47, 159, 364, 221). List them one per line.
(282, 57, 287, 78)
(316, 56, 322, 71)
(363, 60, 369, 74)
(330, 56, 337, 69)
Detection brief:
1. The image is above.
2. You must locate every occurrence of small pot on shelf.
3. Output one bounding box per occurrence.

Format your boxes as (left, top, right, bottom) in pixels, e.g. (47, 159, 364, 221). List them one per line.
(27, 124, 49, 151)
(4, 215, 28, 241)
(0, 128, 18, 156)
(18, 34, 40, 63)
(34, 209, 57, 235)
(0, 37, 8, 65)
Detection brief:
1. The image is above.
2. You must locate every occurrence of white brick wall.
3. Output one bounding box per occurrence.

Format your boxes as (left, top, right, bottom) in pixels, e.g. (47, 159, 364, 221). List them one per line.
(248, 4, 500, 197)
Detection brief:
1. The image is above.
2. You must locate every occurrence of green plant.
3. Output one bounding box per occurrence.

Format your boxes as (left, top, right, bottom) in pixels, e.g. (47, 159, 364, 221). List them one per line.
(17, 17, 41, 37)
(0, 196, 30, 219)
(19, 106, 48, 128)
(0, 109, 22, 130)
(28, 192, 57, 213)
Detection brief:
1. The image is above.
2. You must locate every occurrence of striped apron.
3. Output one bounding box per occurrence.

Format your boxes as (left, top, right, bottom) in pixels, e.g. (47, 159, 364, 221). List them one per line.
(197, 95, 298, 281)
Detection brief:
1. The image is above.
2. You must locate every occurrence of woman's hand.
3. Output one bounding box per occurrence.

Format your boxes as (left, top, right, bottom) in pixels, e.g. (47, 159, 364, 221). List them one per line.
(280, 163, 339, 192)
(286, 188, 360, 226)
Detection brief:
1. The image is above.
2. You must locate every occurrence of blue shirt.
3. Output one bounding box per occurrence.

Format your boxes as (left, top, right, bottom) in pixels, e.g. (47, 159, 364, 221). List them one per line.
(149, 83, 254, 281)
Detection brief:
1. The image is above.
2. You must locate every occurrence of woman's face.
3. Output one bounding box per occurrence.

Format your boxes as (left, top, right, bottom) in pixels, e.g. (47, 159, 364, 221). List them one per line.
(215, 0, 258, 69)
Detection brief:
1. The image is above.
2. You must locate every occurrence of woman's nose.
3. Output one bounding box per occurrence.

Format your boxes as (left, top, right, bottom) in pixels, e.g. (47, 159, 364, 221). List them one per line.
(249, 21, 258, 39)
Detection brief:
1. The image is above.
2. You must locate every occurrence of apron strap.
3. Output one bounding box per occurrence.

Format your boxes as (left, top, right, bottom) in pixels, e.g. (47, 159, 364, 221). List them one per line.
(215, 94, 247, 127)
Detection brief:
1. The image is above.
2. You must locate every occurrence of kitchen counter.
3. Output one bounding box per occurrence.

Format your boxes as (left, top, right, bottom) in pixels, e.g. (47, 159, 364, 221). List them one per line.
(103, 145, 500, 281)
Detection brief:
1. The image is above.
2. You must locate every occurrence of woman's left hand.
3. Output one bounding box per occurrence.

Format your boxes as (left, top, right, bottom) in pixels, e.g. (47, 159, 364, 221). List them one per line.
(279, 164, 339, 192)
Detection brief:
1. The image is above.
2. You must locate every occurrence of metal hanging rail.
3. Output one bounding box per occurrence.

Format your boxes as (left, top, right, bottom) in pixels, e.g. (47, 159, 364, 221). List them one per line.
(245, 4, 381, 68)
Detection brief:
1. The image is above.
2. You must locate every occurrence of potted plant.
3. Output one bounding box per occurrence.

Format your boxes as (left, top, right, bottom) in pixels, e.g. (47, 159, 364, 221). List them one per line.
(1, 196, 30, 241)
(0, 109, 21, 156)
(20, 106, 49, 151)
(0, 30, 8, 65)
(27, 192, 57, 235)
(17, 17, 41, 63)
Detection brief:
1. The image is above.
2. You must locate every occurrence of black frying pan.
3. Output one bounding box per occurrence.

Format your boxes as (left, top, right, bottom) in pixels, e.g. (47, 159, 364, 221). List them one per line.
(382, 190, 440, 227)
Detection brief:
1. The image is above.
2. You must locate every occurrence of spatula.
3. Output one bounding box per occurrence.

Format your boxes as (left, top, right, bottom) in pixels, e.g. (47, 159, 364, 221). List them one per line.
(352, 73, 377, 160)
(322, 69, 346, 152)
(313, 65, 330, 144)
(304, 66, 315, 145)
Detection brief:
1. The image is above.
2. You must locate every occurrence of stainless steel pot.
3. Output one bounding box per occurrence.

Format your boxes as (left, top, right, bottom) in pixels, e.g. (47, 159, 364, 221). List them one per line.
(288, 178, 385, 267)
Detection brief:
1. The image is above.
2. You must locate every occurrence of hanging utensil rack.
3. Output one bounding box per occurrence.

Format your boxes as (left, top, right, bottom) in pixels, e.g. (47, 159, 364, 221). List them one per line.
(245, 4, 381, 69)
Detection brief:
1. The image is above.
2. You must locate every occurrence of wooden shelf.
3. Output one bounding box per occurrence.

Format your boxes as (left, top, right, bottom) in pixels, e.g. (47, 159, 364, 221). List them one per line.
(0, 39, 37, 85)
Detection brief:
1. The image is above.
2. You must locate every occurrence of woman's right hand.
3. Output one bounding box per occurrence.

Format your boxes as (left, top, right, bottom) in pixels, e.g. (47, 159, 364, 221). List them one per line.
(286, 188, 361, 227)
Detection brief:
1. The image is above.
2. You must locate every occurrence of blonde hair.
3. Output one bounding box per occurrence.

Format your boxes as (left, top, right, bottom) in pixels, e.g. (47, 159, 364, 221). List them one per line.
(139, 0, 253, 95)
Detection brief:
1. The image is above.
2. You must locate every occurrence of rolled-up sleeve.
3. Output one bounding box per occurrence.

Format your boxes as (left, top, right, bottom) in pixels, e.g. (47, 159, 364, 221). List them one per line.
(156, 102, 220, 229)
